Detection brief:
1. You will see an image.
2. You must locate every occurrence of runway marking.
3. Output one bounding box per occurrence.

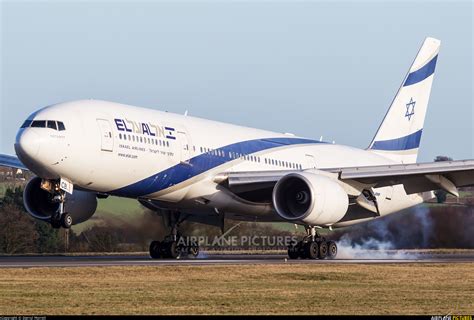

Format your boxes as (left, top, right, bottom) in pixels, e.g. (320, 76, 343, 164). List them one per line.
(0, 254, 473, 268)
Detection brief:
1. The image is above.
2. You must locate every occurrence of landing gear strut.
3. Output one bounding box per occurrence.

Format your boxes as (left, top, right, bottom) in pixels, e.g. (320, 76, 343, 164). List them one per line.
(49, 186, 72, 229)
(149, 212, 200, 259)
(287, 226, 337, 260)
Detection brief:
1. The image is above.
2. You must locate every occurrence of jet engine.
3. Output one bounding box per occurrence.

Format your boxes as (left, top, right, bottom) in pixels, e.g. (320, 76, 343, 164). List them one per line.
(23, 177, 97, 224)
(272, 172, 349, 226)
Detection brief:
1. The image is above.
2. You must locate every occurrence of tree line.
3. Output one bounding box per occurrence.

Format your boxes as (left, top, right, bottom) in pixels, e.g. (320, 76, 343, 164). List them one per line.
(0, 185, 298, 254)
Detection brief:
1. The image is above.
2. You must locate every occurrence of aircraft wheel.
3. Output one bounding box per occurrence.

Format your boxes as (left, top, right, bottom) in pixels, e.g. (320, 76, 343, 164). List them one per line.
(60, 213, 73, 229)
(288, 245, 299, 259)
(167, 241, 179, 259)
(305, 241, 319, 259)
(327, 241, 337, 259)
(51, 217, 61, 229)
(160, 243, 170, 259)
(149, 241, 161, 259)
(297, 241, 307, 259)
(318, 241, 328, 259)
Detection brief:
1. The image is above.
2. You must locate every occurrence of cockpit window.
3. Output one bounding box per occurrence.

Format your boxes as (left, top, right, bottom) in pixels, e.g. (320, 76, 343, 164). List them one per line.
(47, 120, 57, 130)
(21, 120, 32, 128)
(31, 120, 46, 128)
(22, 120, 66, 131)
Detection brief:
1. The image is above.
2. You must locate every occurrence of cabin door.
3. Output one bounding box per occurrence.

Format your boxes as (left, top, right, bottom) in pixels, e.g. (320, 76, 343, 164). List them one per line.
(97, 119, 114, 152)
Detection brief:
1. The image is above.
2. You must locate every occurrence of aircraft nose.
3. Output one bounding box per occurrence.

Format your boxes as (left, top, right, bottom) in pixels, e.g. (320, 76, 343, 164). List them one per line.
(15, 129, 41, 161)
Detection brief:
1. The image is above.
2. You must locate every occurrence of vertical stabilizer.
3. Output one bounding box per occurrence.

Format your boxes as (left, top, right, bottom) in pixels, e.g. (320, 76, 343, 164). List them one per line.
(368, 37, 440, 163)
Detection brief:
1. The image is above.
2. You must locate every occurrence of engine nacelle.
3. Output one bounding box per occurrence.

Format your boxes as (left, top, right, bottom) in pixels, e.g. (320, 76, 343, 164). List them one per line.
(272, 172, 349, 226)
(24, 177, 98, 224)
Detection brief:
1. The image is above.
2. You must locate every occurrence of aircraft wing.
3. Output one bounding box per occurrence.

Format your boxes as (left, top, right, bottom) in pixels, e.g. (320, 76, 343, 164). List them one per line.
(217, 159, 474, 197)
(327, 159, 474, 196)
(0, 154, 28, 171)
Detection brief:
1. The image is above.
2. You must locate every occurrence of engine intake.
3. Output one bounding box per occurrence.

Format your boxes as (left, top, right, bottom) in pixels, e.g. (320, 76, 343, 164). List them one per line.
(24, 177, 98, 224)
(272, 172, 349, 226)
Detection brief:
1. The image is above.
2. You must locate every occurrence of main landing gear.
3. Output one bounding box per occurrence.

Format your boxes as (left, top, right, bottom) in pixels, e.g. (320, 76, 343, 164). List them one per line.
(149, 212, 200, 259)
(149, 234, 199, 259)
(287, 226, 337, 260)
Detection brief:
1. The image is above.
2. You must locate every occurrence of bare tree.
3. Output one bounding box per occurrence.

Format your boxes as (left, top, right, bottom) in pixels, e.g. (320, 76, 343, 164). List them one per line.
(0, 204, 38, 254)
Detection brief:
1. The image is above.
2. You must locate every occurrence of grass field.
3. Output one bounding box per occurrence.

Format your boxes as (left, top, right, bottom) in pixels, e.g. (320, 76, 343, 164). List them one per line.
(0, 263, 472, 315)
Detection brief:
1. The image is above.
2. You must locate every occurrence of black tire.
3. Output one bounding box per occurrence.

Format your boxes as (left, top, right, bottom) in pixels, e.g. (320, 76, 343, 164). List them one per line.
(60, 213, 73, 229)
(305, 241, 319, 259)
(318, 241, 328, 259)
(297, 241, 307, 259)
(149, 241, 161, 259)
(50, 218, 61, 229)
(167, 241, 179, 259)
(327, 241, 337, 259)
(288, 245, 299, 259)
(160, 242, 170, 259)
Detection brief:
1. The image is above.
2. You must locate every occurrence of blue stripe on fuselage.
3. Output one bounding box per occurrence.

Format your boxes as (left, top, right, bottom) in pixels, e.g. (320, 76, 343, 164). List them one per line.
(110, 137, 325, 197)
(403, 55, 437, 87)
(370, 129, 423, 151)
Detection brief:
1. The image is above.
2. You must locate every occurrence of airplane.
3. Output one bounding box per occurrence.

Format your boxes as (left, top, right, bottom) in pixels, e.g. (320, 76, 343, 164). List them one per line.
(0, 37, 473, 260)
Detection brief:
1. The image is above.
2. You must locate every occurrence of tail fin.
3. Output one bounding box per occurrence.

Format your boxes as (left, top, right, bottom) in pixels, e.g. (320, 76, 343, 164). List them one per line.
(368, 37, 440, 164)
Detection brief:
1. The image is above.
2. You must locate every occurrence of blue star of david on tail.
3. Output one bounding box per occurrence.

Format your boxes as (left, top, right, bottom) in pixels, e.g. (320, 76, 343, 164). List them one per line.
(405, 97, 416, 120)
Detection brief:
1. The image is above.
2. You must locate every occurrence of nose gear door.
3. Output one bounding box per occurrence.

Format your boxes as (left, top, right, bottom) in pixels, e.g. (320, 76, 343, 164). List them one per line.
(97, 119, 114, 152)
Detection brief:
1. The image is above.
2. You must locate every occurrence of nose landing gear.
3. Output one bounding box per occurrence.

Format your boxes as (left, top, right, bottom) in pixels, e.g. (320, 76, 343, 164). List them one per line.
(287, 226, 337, 260)
(48, 185, 72, 229)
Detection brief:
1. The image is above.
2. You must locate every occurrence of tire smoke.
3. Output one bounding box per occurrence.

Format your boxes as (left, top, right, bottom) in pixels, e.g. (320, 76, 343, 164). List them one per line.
(332, 202, 474, 259)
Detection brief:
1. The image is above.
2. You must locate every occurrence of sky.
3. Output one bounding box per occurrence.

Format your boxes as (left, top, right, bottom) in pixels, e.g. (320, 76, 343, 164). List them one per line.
(1, 0, 472, 162)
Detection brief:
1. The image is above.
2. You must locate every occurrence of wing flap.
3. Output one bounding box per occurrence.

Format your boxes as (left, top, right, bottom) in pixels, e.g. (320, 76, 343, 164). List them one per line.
(334, 160, 474, 194)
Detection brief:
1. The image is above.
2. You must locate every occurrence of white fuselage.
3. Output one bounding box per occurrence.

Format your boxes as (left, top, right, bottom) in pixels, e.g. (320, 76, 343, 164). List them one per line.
(14, 100, 430, 227)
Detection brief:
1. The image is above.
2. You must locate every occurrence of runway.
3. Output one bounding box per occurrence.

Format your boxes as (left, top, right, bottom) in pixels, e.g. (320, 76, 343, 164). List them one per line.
(1, 251, 473, 268)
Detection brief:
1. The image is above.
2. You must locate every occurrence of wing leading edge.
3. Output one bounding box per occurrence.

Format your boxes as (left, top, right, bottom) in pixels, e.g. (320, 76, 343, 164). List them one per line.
(0, 154, 28, 171)
(217, 159, 474, 198)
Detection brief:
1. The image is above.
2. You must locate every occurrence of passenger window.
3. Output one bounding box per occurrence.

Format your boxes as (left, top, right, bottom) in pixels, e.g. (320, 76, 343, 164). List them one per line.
(47, 121, 57, 130)
(57, 122, 66, 131)
(31, 120, 46, 128)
